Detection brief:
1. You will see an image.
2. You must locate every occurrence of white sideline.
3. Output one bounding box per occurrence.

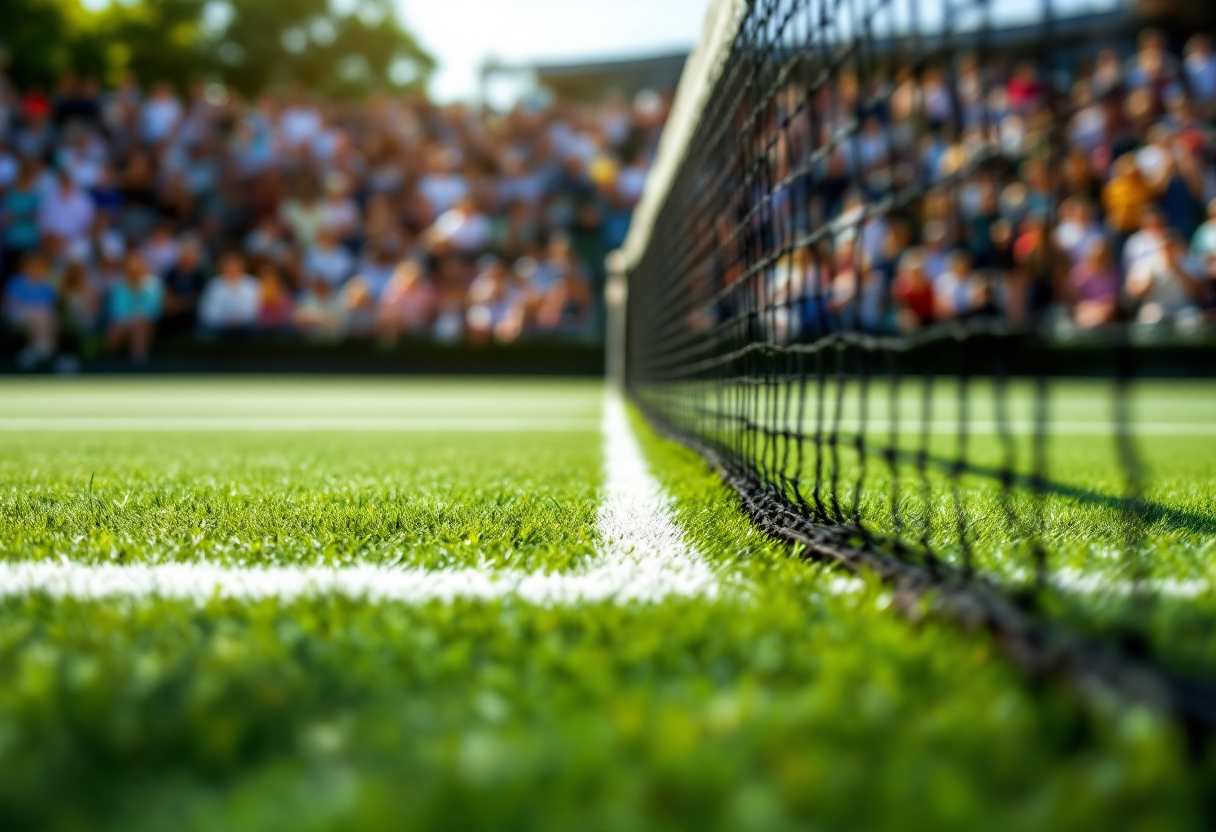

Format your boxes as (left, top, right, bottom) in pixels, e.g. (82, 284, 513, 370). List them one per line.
(0, 394, 718, 605)
(0, 416, 600, 432)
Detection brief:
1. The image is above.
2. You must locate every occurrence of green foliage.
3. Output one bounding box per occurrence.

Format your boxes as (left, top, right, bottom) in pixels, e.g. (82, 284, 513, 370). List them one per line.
(2, 0, 111, 88)
(2, 0, 434, 98)
(214, 0, 434, 98)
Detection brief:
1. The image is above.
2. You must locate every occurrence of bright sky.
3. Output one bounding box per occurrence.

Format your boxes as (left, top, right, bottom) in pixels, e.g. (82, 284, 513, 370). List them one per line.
(398, 0, 712, 103)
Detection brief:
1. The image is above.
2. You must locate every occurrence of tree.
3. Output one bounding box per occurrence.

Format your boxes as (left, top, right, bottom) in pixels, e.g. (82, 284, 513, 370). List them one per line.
(186, 0, 435, 98)
(2, 0, 110, 89)
(2, 0, 435, 99)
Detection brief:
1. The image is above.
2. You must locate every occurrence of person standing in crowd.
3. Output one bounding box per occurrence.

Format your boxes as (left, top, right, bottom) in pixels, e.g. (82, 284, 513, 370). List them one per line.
(106, 252, 162, 363)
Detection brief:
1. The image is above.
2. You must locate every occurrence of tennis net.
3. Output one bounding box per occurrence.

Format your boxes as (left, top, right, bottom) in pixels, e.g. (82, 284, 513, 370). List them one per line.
(616, 0, 1216, 720)
(617, 0, 1195, 580)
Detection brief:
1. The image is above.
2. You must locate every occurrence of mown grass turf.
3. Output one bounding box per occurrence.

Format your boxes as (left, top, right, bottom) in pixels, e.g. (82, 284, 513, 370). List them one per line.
(0, 378, 1212, 830)
(0, 379, 603, 572)
(663, 379, 1216, 677)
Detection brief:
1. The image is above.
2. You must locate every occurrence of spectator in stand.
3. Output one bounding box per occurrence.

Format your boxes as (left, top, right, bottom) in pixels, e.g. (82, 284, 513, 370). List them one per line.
(1184, 35, 1216, 115)
(1, 162, 40, 282)
(304, 228, 354, 288)
(1124, 206, 1169, 275)
(355, 245, 399, 301)
(58, 259, 100, 356)
(280, 181, 325, 249)
(257, 265, 295, 332)
(893, 248, 935, 331)
(140, 223, 180, 277)
(341, 276, 377, 338)
(427, 195, 491, 256)
(279, 89, 322, 155)
(418, 148, 469, 218)
(161, 238, 208, 335)
(1103, 154, 1155, 254)
(244, 216, 289, 267)
(37, 168, 94, 256)
(1137, 124, 1204, 237)
(536, 248, 593, 335)
(1192, 198, 1216, 279)
(1127, 232, 1204, 325)
(319, 173, 361, 244)
(466, 256, 528, 344)
(293, 278, 346, 341)
(106, 251, 162, 363)
(140, 81, 182, 145)
(1126, 30, 1180, 107)
(1054, 197, 1106, 267)
(934, 250, 978, 320)
(1067, 239, 1121, 329)
(199, 253, 259, 333)
(377, 261, 436, 344)
(3, 251, 57, 368)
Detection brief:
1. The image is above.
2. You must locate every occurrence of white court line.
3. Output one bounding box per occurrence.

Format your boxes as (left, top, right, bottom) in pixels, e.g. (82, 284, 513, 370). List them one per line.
(0, 417, 600, 432)
(1050, 570, 1211, 599)
(0, 394, 719, 604)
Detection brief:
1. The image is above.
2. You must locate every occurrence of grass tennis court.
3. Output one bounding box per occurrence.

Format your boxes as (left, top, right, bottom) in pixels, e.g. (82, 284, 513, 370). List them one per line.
(1, 377, 1214, 830)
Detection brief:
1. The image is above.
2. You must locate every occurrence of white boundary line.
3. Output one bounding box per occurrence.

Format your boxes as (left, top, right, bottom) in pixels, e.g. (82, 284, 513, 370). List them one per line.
(0, 394, 719, 604)
(0, 417, 599, 432)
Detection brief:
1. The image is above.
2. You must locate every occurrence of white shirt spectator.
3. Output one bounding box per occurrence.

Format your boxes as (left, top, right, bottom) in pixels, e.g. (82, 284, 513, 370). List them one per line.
(431, 207, 491, 253)
(141, 235, 180, 276)
(37, 183, 94, 245)
(1135, 143, 1171, 182)
(418, 173, 468, 216)
(280, 200, 325, 248)
(280, 106, 322, 150)
(1124, 226, 1166, 273)
(319, 196, 360, 238)
(0, 150, 17, 189)
(57, 147, 104, 189)
(1054, 220, 1105, 266)
(141, 95, 182, 144)
(617, 163, 649, 203)
(199, 274, 260, 328)
(1186, 47, 1216, 103)
(304, 243, 354, 287)
(1128, 253, 1199, 319)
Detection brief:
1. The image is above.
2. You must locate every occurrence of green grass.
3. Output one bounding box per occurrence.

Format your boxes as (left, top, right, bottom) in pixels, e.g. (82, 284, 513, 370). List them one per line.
(0, 377, 1213, 830)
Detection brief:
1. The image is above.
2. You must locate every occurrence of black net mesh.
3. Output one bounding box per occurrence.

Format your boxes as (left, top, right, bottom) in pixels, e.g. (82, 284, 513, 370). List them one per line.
(626, 0, 1175, 581)
(623, 0, 1216, 723)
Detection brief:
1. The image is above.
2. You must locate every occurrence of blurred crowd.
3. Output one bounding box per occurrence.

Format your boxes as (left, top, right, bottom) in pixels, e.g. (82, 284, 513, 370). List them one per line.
(752, 29, 1216, 340)
(0, 66, 668, 367)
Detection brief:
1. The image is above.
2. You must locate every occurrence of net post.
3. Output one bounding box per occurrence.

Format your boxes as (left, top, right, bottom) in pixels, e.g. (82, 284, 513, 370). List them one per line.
(605, 249, 629, 393)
